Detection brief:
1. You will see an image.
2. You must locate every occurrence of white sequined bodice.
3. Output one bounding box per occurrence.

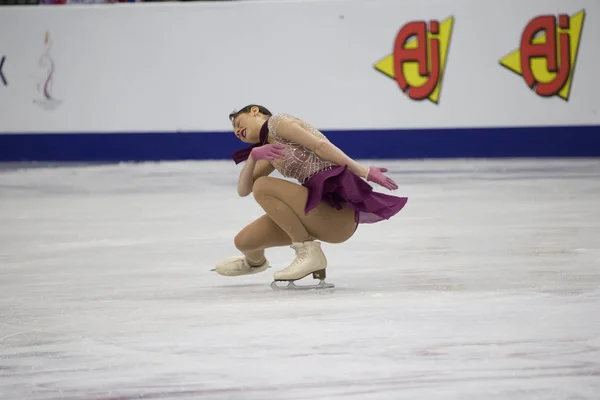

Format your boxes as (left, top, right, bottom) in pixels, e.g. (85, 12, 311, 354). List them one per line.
(267, 114, 334, 183)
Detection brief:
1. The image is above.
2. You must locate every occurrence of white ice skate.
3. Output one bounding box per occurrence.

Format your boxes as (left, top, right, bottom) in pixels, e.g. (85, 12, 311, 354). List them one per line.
(270, 241, 334, 291)
(213, 256, 269, 277)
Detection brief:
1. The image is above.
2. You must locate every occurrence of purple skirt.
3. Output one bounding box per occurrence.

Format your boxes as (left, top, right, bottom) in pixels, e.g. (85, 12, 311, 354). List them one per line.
(302, 165, 408, 224)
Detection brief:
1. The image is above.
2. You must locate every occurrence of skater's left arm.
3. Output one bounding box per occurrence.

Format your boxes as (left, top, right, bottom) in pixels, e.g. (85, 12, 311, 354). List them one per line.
(274, 119, 370, 179)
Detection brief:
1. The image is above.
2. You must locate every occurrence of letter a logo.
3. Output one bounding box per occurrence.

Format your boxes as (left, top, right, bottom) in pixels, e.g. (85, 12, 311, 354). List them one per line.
(373, 17, 454, 104)
(499, 10, 585, 101)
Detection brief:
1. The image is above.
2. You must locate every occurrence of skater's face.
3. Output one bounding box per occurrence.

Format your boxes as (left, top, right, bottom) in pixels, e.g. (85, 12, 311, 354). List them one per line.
(231, 106, 267, 144)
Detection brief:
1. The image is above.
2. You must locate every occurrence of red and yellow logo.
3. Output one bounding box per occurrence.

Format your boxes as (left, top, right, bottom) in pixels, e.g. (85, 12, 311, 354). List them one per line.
(499, 10, 585, 101)
(374, 17, 454, 104)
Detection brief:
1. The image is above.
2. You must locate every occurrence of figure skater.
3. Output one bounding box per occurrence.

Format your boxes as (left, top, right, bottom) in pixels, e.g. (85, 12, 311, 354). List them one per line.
(214, 105, 407, 289)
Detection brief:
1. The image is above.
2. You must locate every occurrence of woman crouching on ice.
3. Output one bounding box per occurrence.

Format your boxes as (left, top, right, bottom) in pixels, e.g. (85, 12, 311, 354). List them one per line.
(215, 105, 408, 288)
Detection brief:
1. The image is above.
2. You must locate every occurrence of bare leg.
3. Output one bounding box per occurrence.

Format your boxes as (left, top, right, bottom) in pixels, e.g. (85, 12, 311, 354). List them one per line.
(234, 214, 292, 265)
(214, 214, 291, 276)
(252, 176, 357, 244)
(216, 176, 357, 278)
(251, 176, 358, 282)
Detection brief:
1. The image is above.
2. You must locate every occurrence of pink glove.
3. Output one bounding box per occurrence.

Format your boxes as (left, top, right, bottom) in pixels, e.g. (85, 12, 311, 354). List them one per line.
(367, 167, 398, 190)
(250, 143, 286, 161)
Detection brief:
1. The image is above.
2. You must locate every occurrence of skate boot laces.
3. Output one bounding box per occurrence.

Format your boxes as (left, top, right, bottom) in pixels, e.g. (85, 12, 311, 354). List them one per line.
(290, 244, 309, 266)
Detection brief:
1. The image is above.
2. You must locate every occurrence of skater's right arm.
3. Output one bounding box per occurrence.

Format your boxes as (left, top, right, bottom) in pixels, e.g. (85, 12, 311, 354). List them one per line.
(237, 157, 274, 197)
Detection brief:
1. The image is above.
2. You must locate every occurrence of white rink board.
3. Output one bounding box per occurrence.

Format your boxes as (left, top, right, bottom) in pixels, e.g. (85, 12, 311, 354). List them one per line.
(0, 0, 599, 133)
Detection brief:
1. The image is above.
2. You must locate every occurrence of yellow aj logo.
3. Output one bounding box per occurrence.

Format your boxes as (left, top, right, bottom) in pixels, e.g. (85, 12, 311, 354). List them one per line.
(373, 17, 454, 104)
(499, 10, 585, 101)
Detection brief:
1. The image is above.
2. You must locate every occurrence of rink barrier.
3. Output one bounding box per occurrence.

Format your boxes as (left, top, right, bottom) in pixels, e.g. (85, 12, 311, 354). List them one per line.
(1, 0, 599, 161)
(1, 125, 599, 162)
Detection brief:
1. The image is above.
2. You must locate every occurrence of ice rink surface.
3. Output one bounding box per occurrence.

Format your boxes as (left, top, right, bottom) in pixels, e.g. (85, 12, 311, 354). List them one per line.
(1, 159, 599, 400)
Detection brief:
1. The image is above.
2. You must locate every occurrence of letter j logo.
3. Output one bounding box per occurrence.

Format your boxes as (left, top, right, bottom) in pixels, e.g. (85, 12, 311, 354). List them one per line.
(500, 10, 585, 101)
(374, 17, 454, 104)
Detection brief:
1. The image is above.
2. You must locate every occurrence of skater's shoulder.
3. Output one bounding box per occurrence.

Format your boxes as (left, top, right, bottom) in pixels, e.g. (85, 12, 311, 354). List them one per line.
(268, 112, 298, 127)
(268, 113, 299, 137)
(268, 113, 315, 133)
(268, 113, 326, 144)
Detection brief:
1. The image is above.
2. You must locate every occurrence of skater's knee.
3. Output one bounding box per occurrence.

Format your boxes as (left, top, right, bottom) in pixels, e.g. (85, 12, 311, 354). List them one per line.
(234, 230, 250, 252)
(235, 229, 261, 252)
(252, 176, 272, 199)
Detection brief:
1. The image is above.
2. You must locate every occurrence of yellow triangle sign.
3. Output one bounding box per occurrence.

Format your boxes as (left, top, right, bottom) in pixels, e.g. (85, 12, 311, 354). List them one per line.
(499, 10, 585, 100)
(374, 17, 454, 104)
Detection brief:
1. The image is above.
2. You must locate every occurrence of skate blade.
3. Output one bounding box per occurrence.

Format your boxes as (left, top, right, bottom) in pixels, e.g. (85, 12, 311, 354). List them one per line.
(270, 279, 335, 291)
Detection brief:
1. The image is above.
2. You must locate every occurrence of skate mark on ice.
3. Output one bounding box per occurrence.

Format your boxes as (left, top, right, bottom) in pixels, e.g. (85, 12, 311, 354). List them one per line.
(87, 368, 600, 400)
(211, 283, 267, 289)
